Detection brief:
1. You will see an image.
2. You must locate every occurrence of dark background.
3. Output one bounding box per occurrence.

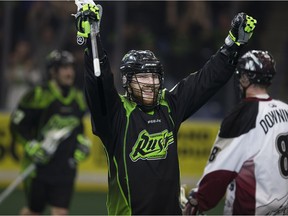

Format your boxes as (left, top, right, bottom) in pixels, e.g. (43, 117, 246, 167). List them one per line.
(0, 1, 287, 119)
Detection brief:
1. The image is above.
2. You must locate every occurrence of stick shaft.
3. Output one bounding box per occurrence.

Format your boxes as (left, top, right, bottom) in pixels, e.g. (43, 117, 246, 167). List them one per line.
(0, 164, 36, 204)
(90, 22, 100, 77)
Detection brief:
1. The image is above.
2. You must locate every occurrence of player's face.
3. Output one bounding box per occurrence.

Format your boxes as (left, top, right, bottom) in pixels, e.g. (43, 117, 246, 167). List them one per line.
(129, 73, 160, 106)
(54, 65, 75, 87)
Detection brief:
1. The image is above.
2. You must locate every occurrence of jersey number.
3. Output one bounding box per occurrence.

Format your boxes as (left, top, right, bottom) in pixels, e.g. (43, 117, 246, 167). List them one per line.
(276, 134, 288, 178)
(209, 146, 220, 162)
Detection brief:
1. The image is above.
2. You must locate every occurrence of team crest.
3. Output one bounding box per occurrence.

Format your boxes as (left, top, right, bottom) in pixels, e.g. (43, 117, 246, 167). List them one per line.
(129, 129, 174, 162)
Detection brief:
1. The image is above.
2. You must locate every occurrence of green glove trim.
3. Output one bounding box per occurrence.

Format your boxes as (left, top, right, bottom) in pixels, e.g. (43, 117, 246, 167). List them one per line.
(77, 134, 92, 147)
(25, 140, 41, 157)
(228, 31, 240, 46)
(82, 4, 100, 20)
(74, 149, 87, 162)
(25, 140, 51, 164)
(245, 15, 257, 33)
(76, 4, 100, 39)
(74, 134, 92, 163)
(226, 13, 257, 47)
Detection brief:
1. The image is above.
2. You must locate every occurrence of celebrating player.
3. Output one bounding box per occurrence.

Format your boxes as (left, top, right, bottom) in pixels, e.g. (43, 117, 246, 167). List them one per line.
(75, 2, 256, 215)
(183, 50, 288, 215)
(10, 50, 91, 215)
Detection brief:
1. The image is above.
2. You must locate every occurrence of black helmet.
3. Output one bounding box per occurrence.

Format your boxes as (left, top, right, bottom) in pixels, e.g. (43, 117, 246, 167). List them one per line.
(46, 50, 74, 71)
(120, 50, 164, 109)
(236, 50, 276, 85)
(120, 50, 164, 85)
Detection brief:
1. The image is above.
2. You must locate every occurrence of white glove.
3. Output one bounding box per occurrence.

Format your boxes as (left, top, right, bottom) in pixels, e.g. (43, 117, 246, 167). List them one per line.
(180, 185, 188, 210)
(25, 127, 72, 164)
(41, 127, 72, 155)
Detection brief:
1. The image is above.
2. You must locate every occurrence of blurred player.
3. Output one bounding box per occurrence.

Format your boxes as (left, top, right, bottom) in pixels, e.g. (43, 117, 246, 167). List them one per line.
(74, 2, 256, 215)
(183, 50, 288, 215)
(10, 50, 91, 215)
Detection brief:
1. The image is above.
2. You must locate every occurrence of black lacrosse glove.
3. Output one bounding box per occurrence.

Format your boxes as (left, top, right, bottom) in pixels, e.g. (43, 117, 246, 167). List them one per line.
(25, 140, 52, 164)
(73, 134, 92, 163)
(225, 12, 257, 47)
(220, 12, 257, 65)
(75, 3, 102, 46)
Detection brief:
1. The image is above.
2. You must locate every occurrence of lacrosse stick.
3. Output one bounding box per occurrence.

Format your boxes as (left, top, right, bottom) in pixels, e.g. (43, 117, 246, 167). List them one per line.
(75, 0, 101, 77)
(74, 0, 106, 114)
(90, 21, 100, 77)
(0, 164, 35, 205)
(0, 127, 71, 204)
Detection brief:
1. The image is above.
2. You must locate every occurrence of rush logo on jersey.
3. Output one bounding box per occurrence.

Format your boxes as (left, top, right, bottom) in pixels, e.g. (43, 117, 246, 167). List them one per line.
(129, 129, 174, 162)
(42, 114, 80, 136)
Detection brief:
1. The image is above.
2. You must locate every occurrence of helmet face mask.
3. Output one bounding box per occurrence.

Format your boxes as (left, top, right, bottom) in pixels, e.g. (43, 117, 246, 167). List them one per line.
(120, 50, 164, 110)
(128, 73, 161, 108)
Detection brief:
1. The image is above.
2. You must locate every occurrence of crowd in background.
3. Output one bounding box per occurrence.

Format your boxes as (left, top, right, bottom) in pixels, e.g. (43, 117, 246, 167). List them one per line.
(0, 1, 287, 119)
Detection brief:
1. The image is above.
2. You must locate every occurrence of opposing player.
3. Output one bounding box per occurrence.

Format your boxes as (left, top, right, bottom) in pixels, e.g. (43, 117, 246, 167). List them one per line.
(183, 50, 288, 215)
(75, 2, 257, 215)
(10, 50, 91, 215)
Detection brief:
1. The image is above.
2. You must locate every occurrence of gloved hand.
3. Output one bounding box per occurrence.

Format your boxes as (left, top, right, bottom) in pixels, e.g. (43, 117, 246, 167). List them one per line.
(74, 134, 92, 163)
(75, 3, 102, 40)
(182, 189, 199, 215)
(25, 127, 71, 164)
(25, 140, 53, 164)
(180, 185, 188, 210)
(225, 12, 257, 47)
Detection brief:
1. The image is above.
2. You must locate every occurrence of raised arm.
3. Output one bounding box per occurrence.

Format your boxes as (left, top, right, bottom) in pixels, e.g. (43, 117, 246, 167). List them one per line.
(167, 13, 257, 127)
(75, 3, 122, 140)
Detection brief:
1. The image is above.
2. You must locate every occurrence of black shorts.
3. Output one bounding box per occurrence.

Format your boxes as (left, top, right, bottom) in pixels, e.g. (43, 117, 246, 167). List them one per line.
(23, 177, 75, 213)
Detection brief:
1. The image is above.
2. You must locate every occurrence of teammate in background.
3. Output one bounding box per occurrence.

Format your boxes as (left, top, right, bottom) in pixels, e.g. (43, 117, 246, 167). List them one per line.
(183, 50, 288, 215)
(75, 2, 257, 215)
(10, 50, 91, 215)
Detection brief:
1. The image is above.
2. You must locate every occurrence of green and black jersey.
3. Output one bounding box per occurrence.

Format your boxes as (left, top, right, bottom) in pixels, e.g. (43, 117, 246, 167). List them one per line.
(10, 81, 87, 182)
(84, 47, 235, 215)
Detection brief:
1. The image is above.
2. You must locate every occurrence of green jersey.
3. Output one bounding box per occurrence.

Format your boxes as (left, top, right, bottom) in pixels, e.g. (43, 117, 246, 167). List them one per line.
(84, 46, 235, 215)
(10, 81, 87, 182)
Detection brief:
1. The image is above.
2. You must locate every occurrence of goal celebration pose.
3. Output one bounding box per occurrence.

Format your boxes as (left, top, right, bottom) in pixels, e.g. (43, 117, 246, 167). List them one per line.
(75, 2, 257, 214)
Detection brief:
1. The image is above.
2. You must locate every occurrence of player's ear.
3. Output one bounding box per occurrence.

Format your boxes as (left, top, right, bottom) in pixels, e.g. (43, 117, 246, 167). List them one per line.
(240, 73, 250, 88)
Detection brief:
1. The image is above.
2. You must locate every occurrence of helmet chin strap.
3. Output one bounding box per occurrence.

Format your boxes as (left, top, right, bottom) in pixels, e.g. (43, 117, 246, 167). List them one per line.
(240, 82, 252, 99)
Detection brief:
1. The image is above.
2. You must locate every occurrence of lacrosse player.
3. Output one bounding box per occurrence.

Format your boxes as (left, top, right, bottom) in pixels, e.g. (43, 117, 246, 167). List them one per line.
(10, 50, 91, 215)
(183, 50, 288, 215)
(74, 1, 256, 214)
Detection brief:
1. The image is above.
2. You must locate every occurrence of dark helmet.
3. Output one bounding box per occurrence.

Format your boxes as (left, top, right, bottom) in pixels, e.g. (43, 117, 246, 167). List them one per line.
(120, 50, 164, 86)
(235, 50, 276, 86)
(120, 50, 164, 109)
(46, 50, 74, 71)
